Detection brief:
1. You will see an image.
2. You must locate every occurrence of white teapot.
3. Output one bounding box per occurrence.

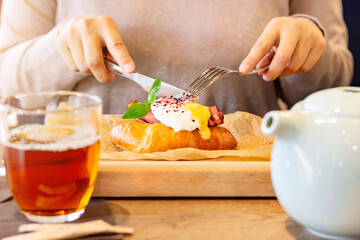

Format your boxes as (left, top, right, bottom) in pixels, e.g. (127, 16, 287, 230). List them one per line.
(261, 87, 360, 239)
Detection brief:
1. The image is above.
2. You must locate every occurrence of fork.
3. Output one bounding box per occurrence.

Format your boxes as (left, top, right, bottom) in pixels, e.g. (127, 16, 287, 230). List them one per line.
(186, 65, 269, 96)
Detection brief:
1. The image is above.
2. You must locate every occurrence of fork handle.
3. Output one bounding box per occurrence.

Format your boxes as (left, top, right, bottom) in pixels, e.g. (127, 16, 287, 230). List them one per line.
(246, 65, 270, 75)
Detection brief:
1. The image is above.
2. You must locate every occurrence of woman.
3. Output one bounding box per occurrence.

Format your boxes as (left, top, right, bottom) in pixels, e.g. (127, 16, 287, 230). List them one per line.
(0, 0, 353, 116)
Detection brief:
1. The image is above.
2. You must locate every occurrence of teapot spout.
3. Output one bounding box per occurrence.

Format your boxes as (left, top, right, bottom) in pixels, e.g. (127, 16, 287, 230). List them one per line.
(261, 111, 298, 137)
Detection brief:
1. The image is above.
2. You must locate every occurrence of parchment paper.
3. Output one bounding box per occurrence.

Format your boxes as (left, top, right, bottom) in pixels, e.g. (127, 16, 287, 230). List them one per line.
(100, 111, 274, 161)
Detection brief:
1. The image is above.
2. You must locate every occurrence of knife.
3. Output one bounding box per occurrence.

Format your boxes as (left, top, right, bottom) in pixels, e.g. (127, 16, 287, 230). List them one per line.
(104, 59, 186, 98)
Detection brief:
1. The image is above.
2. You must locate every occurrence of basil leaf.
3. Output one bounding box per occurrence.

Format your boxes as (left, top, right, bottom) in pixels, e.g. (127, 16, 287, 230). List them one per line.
(147, 78, 161, 105)
(122, 103, 151, 119)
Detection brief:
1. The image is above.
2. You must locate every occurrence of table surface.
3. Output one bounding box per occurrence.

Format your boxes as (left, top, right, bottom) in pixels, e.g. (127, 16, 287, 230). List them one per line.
(0, 197, 325, 240)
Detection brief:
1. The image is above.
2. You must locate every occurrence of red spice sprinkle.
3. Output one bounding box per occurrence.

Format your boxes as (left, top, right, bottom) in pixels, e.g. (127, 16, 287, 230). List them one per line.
(153, 96, 198, 116)
(154, 97, 185, 108)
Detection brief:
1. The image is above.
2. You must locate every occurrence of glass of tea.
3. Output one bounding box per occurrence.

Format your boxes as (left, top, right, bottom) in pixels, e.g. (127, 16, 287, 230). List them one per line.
(0, 91, 102, 223)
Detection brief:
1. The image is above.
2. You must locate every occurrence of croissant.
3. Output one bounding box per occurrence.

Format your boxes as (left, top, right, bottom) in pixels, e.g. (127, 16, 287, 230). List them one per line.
(111, 120, 237, 153)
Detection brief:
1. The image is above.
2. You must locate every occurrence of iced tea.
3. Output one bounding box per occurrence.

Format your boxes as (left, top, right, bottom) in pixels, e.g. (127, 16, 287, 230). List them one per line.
(3, 124, 100, 218)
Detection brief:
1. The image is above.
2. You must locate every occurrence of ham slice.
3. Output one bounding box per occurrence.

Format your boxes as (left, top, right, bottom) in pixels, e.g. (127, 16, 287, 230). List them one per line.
(126, 100, 223, 126)
(208, 106, 224, 127)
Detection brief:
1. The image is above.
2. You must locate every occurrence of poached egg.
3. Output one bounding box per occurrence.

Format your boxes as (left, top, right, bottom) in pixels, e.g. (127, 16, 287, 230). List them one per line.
(151, 97, 211, 139)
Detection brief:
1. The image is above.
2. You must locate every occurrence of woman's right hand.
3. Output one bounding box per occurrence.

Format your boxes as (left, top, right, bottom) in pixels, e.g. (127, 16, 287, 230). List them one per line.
(57, 15, 135, 83)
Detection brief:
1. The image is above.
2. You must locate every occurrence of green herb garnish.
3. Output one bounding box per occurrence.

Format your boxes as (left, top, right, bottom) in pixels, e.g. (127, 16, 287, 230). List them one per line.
(122, 78, 161, 119)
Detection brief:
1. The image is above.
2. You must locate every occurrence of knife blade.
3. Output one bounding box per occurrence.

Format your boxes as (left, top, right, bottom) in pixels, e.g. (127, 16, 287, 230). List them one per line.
(104, 59, 186, 98)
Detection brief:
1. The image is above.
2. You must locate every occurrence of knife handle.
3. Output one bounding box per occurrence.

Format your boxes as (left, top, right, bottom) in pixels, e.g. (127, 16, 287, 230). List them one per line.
(104, 59, 125, 76)
(103, 58, 154, 92)
(103, 58, 185, 97)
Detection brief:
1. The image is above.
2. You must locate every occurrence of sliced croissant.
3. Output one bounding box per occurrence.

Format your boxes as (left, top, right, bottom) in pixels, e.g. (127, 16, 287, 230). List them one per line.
(111, 120, 237, 153)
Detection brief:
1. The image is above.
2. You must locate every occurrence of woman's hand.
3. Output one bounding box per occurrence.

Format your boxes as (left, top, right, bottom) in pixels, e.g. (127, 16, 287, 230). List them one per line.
(239, 17, 326, 81)
(57, 15, 135, 83)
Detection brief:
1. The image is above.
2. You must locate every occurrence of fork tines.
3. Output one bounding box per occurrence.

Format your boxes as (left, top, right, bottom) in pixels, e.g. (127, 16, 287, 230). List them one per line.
(186, 67, 230, 96)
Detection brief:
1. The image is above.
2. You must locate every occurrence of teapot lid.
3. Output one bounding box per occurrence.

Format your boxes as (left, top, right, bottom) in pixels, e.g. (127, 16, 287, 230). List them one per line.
(303, 87, 360, 117)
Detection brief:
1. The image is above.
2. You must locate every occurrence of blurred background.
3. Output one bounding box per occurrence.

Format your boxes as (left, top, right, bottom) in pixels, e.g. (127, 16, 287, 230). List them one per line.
(0, 1, 358, 86)
(343, 0, 360, 86)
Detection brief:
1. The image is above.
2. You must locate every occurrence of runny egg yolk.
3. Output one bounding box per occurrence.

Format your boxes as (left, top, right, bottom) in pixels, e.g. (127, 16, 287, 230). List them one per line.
(184, 102, 211, 140)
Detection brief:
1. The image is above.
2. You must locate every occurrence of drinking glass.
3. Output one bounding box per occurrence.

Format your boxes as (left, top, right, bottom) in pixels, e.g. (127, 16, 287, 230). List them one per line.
(0, 91, 102, 223)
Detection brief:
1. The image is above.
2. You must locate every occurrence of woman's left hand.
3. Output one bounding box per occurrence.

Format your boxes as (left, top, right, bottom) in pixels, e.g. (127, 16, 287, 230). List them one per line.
(239, 17, 326, 81)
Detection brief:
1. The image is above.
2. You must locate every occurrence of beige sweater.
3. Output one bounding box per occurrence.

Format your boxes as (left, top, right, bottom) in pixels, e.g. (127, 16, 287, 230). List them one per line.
(0, 0, 353, 116)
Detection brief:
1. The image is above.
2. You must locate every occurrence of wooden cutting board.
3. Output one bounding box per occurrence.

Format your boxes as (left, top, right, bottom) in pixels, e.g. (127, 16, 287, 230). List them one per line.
(92, 159, 274, 197)
(92, 114, 274, 197)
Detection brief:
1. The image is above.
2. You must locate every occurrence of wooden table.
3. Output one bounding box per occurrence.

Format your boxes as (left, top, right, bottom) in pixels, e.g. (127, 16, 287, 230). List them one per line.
(0, 197, 325, 240)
